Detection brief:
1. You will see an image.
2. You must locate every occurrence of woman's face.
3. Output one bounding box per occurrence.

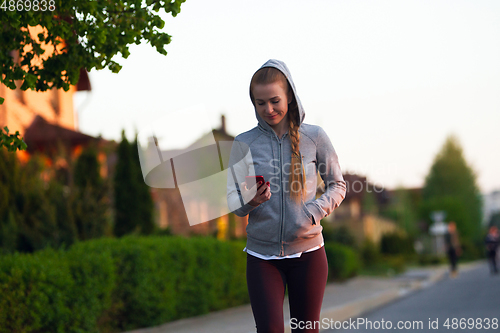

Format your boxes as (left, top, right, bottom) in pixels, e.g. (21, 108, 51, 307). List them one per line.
(252, 81, 292, 129)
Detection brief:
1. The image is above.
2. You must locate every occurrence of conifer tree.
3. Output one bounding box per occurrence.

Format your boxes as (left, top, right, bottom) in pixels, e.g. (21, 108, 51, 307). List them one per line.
(0, 149, 20, 253)
(73, 143, 110, 240)
(421, 135, 483, 242)
(131, 135, 155, 235)
(0, 150, 59, 253)
(113, 130, 139, 237)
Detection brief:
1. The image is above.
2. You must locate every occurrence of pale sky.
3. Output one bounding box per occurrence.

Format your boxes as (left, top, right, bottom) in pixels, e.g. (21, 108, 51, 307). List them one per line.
(74, 0, 500, 194)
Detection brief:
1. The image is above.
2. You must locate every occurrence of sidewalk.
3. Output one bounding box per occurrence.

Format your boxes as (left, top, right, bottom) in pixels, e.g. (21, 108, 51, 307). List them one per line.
(124, 260, 484, 333)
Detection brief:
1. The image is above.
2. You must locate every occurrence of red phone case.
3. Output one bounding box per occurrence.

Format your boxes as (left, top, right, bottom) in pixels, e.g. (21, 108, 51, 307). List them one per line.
(246, 175, 265, 189)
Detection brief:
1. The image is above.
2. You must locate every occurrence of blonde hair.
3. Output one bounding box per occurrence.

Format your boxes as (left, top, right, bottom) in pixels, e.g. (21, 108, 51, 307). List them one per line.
(250, 67, 306, 202)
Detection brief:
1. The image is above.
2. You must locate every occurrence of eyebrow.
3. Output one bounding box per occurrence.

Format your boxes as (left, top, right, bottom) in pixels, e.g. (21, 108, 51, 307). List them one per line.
(255, 96, 281, 101)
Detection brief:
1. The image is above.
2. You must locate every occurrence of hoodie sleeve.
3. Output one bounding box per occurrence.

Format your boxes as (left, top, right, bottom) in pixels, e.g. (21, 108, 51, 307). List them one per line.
(307, 126, 346, 223)
(226, 139, 258, 217)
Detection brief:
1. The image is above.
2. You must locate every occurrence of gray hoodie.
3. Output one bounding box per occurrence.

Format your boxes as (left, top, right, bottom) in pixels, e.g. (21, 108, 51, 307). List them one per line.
(226, 59, 346, 257)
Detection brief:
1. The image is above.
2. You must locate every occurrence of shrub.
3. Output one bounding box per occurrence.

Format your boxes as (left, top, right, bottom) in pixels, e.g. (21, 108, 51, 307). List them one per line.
(0, 248, 72, 332)
(458, 237, 484, 261)
(323, 225, 357, 248)
(380, 232, 415, 255)
(382, 255, 406, 274)
(0, 235, 248, 333)
(360, 239, 381, 265)
(324, 242, 360, 281)
(418, 254, 447, 266)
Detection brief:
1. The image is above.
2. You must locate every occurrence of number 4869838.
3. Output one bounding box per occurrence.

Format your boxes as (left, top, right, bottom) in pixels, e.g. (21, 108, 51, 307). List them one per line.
(1, 0, 56, 11)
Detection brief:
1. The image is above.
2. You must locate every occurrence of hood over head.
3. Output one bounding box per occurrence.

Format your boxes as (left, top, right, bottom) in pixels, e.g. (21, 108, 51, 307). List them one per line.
(250, 59, 305, 135)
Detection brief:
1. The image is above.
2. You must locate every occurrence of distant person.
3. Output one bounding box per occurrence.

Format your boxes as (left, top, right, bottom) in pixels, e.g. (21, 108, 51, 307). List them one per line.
(484, 226, 499, 275)
(444, 221, 461, 278)
(227, 59, 346, 333)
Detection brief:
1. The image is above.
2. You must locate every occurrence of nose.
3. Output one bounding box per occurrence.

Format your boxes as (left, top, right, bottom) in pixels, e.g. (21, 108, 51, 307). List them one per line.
(264, 102, 273, 114)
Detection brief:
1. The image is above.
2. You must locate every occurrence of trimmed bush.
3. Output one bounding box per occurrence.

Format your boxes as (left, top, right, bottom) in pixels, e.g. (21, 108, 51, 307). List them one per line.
(0, 235, 248, 333)
(458, 237, 485, 261)
(417, 254, 447, 266)
(382, 255, 406, 274)
(324, 242, 360, 281)
(322, 225, 357, 248)
(380, 232, 415, 255)
(360, 239, 381, 265)
(0, 248, 72, 332)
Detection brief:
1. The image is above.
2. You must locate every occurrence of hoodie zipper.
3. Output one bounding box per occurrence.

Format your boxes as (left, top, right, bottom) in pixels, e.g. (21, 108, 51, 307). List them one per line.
(278, 137, 285, 256)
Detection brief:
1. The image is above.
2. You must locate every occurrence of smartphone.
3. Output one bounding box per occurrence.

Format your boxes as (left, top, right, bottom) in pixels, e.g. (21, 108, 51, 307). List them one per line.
(245, 175, 265, 189)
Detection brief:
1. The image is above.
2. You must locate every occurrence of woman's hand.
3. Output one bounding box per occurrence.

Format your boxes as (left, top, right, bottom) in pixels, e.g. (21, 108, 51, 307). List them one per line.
(241, 181, 271, 207)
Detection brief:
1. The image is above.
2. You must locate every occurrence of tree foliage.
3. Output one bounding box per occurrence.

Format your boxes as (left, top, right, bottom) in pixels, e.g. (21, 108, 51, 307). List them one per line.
(73, 143, 111, 240)
(0, 0, 186, 94)
(113, 131, 155, 237)
(0, 149, 65, 253)
(0, 126, 27, 152)
(381, 187, 419, 236)
(1, 0, 186, 153)
(421, 135, 483, 241)
(113, 131, 137, 236)
(0, 141, 117, 254)
(131, 135, 155, 235)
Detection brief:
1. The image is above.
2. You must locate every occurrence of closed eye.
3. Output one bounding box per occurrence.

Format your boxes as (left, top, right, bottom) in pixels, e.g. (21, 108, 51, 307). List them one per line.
(257, 100, 280, 105)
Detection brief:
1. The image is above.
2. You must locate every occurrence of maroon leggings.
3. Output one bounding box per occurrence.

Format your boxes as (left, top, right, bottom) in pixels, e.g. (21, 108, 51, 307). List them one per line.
(246, 246, 329, 333)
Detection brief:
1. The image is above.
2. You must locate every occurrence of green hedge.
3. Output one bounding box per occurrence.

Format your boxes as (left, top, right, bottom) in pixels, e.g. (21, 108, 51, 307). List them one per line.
(324, 242, 360, 281)
(380, 232, 415, 255)
(0, 236, 364, 332)
(0, 235, 248, 333)
(417, 253, 448, 266)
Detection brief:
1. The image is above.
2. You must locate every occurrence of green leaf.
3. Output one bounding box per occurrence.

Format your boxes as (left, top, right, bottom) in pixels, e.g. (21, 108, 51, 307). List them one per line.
(0, 0, 185, 98)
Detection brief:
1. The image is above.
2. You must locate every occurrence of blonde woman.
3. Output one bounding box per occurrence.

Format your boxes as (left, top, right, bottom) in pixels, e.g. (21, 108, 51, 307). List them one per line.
(227, 59, 346, 333)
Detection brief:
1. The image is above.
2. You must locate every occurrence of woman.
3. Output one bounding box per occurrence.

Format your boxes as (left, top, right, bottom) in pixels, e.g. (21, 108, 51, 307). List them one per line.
(227, 59, 346, 333)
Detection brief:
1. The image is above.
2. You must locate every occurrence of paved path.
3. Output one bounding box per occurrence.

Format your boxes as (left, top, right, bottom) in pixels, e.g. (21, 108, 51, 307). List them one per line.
(124, 261, 484, 333)
(322, 261, 499, 332)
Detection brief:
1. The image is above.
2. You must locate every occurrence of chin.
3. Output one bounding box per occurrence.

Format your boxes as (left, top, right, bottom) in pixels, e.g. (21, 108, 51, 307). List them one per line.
(266, 119, 280, 126)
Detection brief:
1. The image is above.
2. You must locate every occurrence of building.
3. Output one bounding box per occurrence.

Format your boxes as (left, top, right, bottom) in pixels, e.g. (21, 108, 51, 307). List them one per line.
(149, 115, 249, 238)
(326, 173, 403, 245)
(483, 189, 500, 226)
(0, 25, 112, 180)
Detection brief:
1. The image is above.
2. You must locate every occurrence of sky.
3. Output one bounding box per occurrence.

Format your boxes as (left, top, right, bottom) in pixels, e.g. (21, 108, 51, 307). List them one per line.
(74, 0, 500, 194)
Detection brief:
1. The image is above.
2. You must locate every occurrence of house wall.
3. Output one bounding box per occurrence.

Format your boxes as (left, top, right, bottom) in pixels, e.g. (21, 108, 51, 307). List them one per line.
(333, 214, 402, 246)
(0, 25, 77, 139)
(362, 214, 401, 245)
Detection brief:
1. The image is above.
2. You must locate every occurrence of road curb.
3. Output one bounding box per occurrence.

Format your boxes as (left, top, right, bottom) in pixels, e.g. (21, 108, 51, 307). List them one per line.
(285, 263, 467, 333)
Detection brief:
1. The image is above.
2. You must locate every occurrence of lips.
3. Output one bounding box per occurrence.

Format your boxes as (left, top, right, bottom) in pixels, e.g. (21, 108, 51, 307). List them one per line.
(267, 114, 278, 120)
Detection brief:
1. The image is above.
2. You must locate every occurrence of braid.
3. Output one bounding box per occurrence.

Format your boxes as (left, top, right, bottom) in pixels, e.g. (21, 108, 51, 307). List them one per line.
(288, 108, 306, 202)
(289, 120, 300, 155)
